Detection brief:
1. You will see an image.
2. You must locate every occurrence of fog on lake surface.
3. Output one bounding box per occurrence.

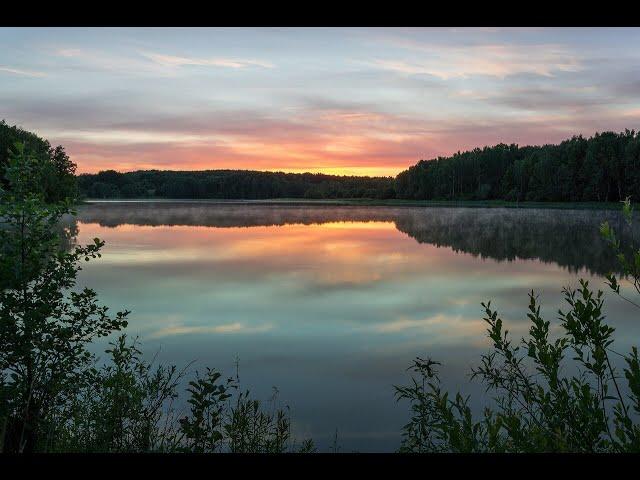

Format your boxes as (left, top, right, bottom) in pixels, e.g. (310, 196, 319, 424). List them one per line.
(70, 202, 640, 451)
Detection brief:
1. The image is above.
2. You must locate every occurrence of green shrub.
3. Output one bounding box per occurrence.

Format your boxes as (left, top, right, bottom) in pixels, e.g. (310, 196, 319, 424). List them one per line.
(396, 198, 640, 452)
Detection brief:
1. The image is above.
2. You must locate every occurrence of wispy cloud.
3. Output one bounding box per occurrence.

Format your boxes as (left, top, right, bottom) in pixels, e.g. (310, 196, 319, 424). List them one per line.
(50, 47, 274, 75)
(372, 314, 453, 333)
(373, 44, 582, 79)
(141, 52, 274, 69)
(56, 48, 83, 57)
(51, 47, 166, 75)
(0, 66, 46, 77)
(370, 314, 486, 341)
(149, 322, 273, 338)
(488, 86, 611, 112)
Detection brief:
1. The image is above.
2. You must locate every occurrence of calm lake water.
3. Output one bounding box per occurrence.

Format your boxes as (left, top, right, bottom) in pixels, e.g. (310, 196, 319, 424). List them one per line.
(71, 202, 640, 452)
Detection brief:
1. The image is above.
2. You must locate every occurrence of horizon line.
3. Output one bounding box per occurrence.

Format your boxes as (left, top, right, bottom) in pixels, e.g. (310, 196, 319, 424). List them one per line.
(74, 127, 638, 178)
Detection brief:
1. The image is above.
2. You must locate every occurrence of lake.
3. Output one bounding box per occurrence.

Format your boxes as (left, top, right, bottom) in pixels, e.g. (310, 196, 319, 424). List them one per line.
(70, 202, 640, 452)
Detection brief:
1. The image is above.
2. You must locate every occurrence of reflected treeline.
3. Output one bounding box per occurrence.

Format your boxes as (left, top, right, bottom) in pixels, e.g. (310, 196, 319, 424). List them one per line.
(73, 202, 638, 275)
(1, 215, 79, 290)
(393, 208, 634, 275)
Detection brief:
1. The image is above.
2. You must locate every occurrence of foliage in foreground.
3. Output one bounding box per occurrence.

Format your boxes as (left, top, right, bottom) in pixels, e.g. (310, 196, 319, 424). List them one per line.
(46, 335, 314, 453)
(395, 199, 640, 452)
(0, 143, 313, 453)
(0, 143, 128, 452)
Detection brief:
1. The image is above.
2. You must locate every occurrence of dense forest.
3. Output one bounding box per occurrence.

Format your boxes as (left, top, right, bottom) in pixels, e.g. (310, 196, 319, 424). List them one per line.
(395, 130, 640, 202)
(75, 129, 640, 203)
(76, 169, 396, 200)
(0, 120, 77, 203)
(4, 119, 640, 203)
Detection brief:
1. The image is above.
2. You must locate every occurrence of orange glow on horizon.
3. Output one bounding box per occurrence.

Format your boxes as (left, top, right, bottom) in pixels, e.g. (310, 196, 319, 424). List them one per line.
(75, 163, 404, 178)
(273, 166, 400, 177)
(66, 124, 423, 177)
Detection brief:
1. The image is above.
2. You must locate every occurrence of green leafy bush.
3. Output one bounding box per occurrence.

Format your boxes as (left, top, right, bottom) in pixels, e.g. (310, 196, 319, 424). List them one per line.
(396, 198, 640, 452)
(0, 143, 128, 453)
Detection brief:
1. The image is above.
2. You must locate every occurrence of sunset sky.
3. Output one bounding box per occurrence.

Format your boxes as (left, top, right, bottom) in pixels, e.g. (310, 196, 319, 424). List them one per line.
(2, 27, 640, 176)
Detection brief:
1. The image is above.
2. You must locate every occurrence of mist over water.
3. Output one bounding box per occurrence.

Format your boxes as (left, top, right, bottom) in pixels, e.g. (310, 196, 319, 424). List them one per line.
(70, 202, 640, 451)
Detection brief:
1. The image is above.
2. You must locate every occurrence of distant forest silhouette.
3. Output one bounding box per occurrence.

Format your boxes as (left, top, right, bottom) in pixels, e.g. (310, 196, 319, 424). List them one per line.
(3, 119, 640, 203)
(76, 129, 640, 203)
(75, 203, 637, 276)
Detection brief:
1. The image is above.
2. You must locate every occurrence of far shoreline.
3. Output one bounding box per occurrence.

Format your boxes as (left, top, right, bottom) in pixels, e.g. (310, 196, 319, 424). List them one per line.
(79, 198, 631, 210)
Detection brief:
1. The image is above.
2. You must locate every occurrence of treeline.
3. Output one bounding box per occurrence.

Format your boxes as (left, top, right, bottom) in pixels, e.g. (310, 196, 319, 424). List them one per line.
(6, 119, 640, 203)
(395, 130, 640, 202)
(77, 169, 396, 200)
(0, 120, 77, 203)
(77, 129, 640, 203)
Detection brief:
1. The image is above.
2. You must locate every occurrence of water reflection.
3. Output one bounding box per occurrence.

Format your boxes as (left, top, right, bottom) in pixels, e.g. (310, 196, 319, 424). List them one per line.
(69, 202, 640, 452)
(76, 202, 638, 274)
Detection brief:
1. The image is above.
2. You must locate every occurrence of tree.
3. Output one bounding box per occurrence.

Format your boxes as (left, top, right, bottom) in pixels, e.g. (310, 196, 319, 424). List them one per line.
(0, 143, 128, 452)
(0, 120, 78, 203)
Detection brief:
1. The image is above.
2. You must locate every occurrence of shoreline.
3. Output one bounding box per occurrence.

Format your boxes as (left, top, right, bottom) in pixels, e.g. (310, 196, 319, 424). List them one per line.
(79, 198, 629, 210)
